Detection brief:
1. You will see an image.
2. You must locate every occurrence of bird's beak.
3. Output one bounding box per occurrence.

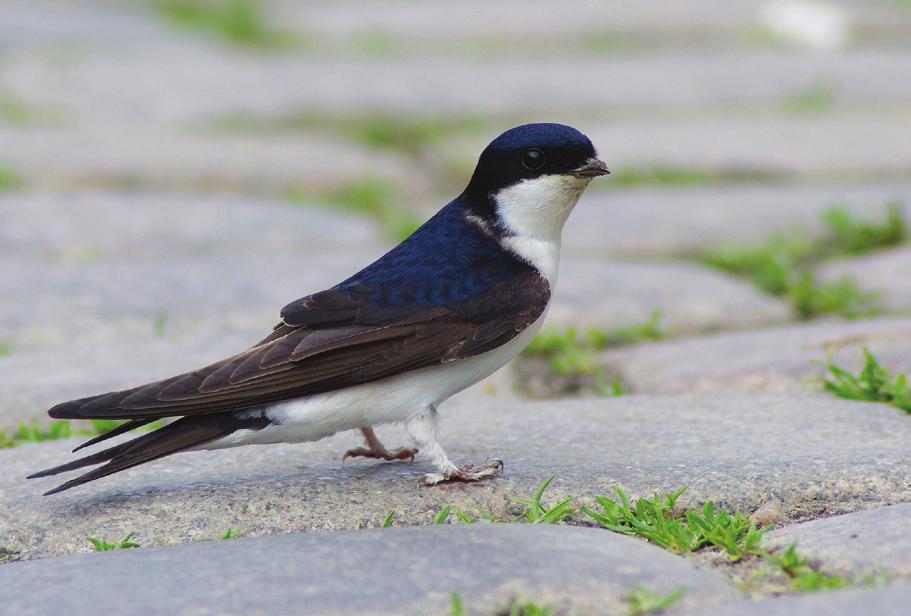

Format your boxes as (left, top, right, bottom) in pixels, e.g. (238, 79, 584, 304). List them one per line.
(570, 158, 610, 178)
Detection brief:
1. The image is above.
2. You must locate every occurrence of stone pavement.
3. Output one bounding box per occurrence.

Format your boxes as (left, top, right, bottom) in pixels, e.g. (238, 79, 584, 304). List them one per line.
(0, 525, 738, 616)
(564, 182, 911, 258)
(3, 1, 911, 614)
(4, 394, 910, 561)
(706, 583, 911, 616)
(765, 503, 911, 578)
(598, 318, 911, 394)
(820, 245, 911, 313)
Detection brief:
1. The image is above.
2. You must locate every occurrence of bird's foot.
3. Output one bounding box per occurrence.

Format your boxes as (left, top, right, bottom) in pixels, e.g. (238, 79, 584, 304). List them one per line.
(343, 427, 418, 463)
(343, 446, 418, 463)
(423, 459, 503, 486)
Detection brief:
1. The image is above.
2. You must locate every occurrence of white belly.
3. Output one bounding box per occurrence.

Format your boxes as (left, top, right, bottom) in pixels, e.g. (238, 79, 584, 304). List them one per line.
(204, 312, 547, 448)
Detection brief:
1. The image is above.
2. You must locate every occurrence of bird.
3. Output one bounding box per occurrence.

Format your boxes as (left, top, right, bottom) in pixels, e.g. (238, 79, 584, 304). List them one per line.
(28, 122, 609, 495)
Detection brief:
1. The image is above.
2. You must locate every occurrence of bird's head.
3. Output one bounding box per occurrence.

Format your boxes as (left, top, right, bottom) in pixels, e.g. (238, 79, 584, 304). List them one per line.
(465, 123, 609, 241)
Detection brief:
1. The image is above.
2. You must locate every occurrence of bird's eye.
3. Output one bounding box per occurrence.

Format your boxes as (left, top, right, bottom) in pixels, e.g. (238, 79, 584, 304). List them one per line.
(521, 148, 546, 170)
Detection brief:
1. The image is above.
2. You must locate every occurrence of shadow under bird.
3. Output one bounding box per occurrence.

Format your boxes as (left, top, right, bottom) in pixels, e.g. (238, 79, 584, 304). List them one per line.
(29, 123, 610, 495)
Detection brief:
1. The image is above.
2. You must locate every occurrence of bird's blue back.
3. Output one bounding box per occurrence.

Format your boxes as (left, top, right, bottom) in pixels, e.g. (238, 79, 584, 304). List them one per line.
(337, 195, 530, 311)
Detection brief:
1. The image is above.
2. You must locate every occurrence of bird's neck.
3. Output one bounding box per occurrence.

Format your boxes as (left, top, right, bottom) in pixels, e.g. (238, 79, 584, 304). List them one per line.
(500, 235, 561, 287)
(488, 174, 591, 286)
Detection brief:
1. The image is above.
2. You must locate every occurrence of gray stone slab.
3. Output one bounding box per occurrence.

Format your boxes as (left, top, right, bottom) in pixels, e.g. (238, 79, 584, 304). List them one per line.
(0, 126, 422, 192)
(564, 183, 911, 258)
(0, 191, 384, 261)
(549, 257, 792, 331)
(0, 250, 381, 351)
(0, 1, 164, 48)
(2, 393, 910, 561)
(697, 582, 911, 616)
(820, 246, 911, 314)
(600, 318, 911, 394)
(765, 503, 911, 579)
(0, 525, 738, 616)
(277, 0, 909, 43)
(3, 41, 911, 125)
(586, 109, 911, 179)
(279, 0, 763, 40)
(6, 0, 908, 53)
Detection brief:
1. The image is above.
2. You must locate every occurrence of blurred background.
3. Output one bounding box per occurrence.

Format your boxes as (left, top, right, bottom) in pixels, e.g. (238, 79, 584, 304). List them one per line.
(2, 0, 911, 426)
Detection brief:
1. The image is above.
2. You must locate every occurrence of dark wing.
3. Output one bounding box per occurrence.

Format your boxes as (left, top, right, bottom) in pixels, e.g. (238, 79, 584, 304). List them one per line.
(49, 269, 549, 421)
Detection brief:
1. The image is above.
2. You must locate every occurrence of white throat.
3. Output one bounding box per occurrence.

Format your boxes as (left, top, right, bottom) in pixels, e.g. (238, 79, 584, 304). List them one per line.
(493, 173, 591, 285)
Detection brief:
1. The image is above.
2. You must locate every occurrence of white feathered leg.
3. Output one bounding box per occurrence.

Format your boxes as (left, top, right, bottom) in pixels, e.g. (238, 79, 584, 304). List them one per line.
(406, 406, 502, 485)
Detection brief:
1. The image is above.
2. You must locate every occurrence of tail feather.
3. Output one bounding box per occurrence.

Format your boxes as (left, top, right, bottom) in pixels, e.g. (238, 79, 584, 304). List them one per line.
(27, 438, 138, 479)
(28, 414, 269, 495)
(72, 418, 157, 453)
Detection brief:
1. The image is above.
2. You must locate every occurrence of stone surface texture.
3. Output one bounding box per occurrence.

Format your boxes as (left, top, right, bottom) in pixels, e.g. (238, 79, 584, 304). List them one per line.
(698, 582, 911, 616)
(599, 318, 911, 394)
(564, 183, 911, 258)
(549, 257, 792, 331)
(2, 394, 909, 562)
(820, 246, 911, 314)
(0, 525, 738, 616)
(765, 503, 911, 579)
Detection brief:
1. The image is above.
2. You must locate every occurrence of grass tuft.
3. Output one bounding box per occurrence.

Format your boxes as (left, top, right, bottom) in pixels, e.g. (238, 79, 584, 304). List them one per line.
(521, 312, 662, 397)
(821, 347, 911, 413)
(215, 110, 488, 160)
(434, 505, 452, 525)
(583, 487, 695, 554)
(451, 593, 554, 616)
(156, 0, 299, 48)
(790, 273, 874, 320)
(821, 203, 906, 254)
(0, 548, 20, 564)
(703, 202, 904, 318)
(1, 418, 165, 449)
(87, 531, 141, 551)
(764, 543, 850, 591)
(498, 599, 555, 616)
(220, 527, 242, 540)
(583, 487, 764, 560)
(604, 166, 783, 190)
(342, 113, 488, 158)
(450, 592, 465, 616)
(627, 585, 686, 615)
(153, 312, 169, 337)
(589, 486, 858, 595)
(781, 80, 838, 115)
(514, 475, 576, 524)
(0, 166, 20, 191)
(438, 476, 573, 525)
(287, 178, 421, 242)
(382, 510, 395, 528)
(13, 420, 73, 444)
(0, 96, 39, 125)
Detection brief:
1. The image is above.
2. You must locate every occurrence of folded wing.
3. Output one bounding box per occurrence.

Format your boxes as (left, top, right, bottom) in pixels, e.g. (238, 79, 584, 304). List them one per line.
(49, 269, 549, 420)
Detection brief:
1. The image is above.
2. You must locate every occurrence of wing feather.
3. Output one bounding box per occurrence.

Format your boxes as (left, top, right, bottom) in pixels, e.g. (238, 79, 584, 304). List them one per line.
(49, 268, 549, 420)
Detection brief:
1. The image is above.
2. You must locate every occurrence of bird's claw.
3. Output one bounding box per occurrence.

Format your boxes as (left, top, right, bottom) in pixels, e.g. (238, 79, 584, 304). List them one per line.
(423, 459, 504, 486)
(343, 446, 418, 463)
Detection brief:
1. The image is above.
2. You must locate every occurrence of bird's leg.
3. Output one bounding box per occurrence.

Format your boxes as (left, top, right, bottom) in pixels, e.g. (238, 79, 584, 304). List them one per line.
(343, 427, 418, 462)
(406, 406, 503, 485)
